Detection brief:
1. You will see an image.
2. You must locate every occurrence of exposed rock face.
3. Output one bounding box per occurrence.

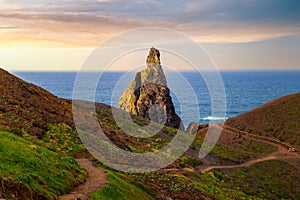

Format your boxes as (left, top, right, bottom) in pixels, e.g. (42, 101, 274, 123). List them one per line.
(186, 122, 209, 135)
(118, 47, 184, 130)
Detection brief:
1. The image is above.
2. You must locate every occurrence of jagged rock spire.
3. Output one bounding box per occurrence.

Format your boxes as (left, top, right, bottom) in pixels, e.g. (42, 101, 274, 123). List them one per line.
(146, 47, 160, 64)
(140, 47, 167, 86)
(118, 47, 184, 130)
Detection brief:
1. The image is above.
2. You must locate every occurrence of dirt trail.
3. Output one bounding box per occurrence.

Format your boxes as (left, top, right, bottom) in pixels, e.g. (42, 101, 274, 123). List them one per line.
(200, 155, 277, 173)
(199, 123, 300, 173)
(58, 159, 107, 200)
(162, 123, 300, 174)
(200, 147, 300, 173)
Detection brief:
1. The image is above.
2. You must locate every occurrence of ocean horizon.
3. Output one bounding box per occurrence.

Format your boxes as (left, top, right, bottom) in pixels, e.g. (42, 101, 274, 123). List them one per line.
(13, 70, 300, 127)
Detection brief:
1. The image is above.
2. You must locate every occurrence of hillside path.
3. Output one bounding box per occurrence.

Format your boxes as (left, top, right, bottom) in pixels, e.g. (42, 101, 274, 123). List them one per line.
(58, 159, 107, 200)
(199, 123, 300, 173)
(200, 155, 277, 172)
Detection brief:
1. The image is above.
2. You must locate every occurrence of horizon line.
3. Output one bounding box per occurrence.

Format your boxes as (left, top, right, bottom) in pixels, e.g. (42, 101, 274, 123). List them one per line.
(9, 69, 300, 73)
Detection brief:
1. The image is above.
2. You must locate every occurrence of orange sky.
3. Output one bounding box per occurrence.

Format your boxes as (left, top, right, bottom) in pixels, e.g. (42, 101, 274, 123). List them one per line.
(0, 0, 299, 71)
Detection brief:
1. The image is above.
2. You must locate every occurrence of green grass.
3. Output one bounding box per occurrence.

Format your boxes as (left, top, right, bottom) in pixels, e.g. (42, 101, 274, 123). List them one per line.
(178, 155, 202, 168)
(41, 123, 85, 156)
(134, 159, 300, 200)
(210, 139, 276, 163)
(0, 110, 295, 200)
(211, 143, 250, 163)
(133, 171, 250, 200)
(216, 160, 300, 199)
(90, 170, 154, 200)
(0, 130, 86, 200)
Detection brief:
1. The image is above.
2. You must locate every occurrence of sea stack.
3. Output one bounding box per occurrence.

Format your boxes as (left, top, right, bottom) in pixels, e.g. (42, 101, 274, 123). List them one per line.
(118, 47, 184, 130)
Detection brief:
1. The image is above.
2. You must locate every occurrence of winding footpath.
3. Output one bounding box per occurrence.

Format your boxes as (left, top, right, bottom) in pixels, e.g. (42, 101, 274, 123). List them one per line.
(199, 123, 300, 173)
(58, 159, 107, 200)
(159, 123, 300, 174)
(58, 123, 300, 199)
(200, 155, 277, 173)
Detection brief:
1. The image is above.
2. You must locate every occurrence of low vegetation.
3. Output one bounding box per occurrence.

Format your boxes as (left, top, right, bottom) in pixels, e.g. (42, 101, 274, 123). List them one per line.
(227, 92, 300, 148)
(132, 159, 300, 199)
(0, 105, 296, 200)
(90, 170, 154, 200)
(0, 130, 86, 200)
(213, 160, 300, 199)
(0, 69, 299, 200)
(211, 139, 276, 163)
(41, 123, 85, 156)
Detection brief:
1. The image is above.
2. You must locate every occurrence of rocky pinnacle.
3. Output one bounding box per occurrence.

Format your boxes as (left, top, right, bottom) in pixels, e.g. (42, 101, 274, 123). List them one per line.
(118, 47, 184, 130)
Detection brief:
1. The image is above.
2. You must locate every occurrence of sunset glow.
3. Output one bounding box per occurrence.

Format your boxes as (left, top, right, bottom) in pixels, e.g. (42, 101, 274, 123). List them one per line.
(0, 0, 299, 71)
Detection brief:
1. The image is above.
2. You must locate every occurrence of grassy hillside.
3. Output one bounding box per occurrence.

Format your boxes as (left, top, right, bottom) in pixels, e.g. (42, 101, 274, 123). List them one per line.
(0, 68, 74, 137)
(0, 130, 86, 200)
(88, 110, 297, 200)
(0, 68, 299, 200)
(226, 92, 300, 148)
(215, 160, 300, 199)
(90, 170, 154, 200)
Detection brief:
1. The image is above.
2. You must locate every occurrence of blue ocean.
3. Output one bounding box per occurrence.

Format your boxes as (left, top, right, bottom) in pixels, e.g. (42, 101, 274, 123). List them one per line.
(14, 71, 300, 127)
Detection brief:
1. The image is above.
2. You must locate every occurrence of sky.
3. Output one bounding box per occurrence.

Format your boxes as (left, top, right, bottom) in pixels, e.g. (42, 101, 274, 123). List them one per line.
(0, 0, 299, 71)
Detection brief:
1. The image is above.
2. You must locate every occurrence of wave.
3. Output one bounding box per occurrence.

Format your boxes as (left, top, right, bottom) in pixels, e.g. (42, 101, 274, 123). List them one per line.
(202, 116, 228, 121)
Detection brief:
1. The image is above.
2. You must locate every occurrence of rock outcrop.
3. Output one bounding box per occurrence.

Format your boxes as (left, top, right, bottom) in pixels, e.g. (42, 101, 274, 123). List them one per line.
(186, 122, 209, 135)
(118, 47, 184, 130)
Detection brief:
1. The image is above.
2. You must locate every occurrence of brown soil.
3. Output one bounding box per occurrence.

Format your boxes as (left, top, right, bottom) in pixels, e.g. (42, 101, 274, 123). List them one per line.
(0, 68, 130, 149)
(226, 92, 300, 148)
(199, 123, 300, 172)
(0, 68, 74, 137)
(58, 159, 107, 200)
(0, 180, 46, 200)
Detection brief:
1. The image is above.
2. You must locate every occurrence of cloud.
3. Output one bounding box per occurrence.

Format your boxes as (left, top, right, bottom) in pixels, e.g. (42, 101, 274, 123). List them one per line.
(0, 26, 19, 29)
(0, 0, 300, 47)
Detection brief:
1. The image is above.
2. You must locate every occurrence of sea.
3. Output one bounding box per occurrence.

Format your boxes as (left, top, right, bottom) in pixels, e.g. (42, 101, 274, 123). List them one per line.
(14, 71, 300, 128)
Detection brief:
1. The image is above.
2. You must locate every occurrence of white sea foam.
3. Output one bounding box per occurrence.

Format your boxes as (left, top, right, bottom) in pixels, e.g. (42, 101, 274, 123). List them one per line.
(202, 116, 228, 121)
